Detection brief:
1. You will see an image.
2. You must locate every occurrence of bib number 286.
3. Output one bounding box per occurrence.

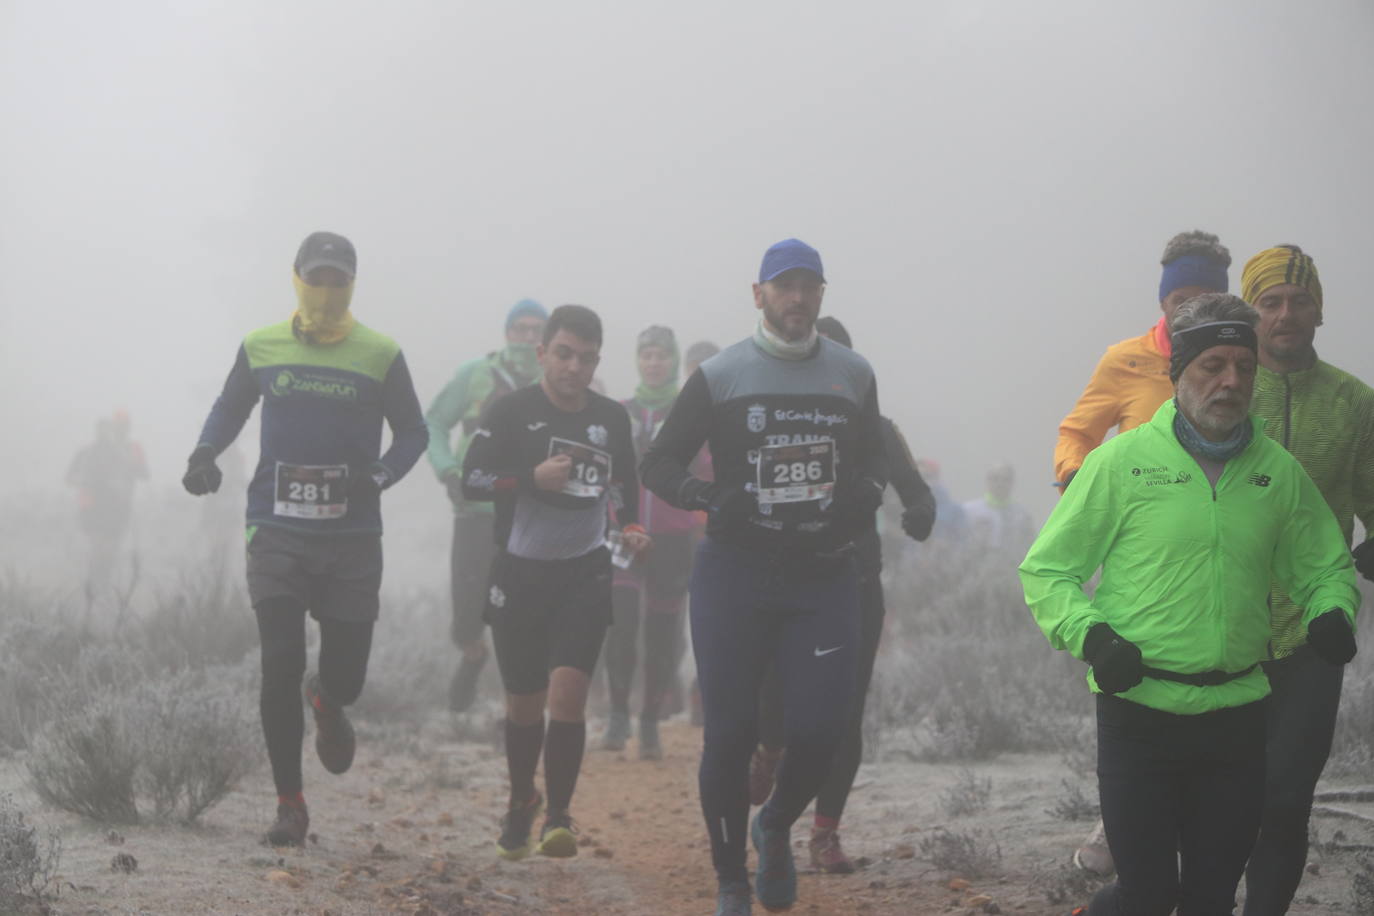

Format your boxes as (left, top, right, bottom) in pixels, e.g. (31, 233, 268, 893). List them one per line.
(756, 440, 836, 505)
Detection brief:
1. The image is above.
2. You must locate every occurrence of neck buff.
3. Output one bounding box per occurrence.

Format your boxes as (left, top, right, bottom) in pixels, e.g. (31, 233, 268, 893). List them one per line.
(292, 272, 355, 344)
(753, 316, 818, 361)
(1159, 254, 1228, 303)
(1240, 245, 1323, 314)
(500, 343, 539, 383)
(1152, 316, 1172, 357)
(1173, 400, 1253, 462)
(1168, 321, 1257, 383)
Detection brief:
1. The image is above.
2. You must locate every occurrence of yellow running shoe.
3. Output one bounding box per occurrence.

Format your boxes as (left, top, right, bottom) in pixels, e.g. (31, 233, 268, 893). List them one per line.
(496, 791, 543, 861)
(536, 809, 579, 858)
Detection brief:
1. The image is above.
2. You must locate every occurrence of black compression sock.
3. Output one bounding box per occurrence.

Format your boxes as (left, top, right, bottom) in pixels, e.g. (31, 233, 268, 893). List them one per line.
(506, 718, 545, 807)
(543, 719, 586, 813)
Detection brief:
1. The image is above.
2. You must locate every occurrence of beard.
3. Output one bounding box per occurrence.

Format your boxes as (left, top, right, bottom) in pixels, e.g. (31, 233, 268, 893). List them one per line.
(762, 302, 815, 342)
(1176, 377, 1248, 441)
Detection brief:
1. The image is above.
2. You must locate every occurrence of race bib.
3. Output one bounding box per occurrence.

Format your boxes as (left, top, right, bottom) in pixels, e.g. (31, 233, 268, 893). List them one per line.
(756, 440, 836, 505)
(274, 462, 348, 519)
(548, 437, 612, 499)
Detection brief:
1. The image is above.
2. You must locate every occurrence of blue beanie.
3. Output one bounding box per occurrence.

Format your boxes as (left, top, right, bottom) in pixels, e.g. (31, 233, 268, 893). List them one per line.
(505, 299, 547, 330)
(1159, 256, 1228, 302)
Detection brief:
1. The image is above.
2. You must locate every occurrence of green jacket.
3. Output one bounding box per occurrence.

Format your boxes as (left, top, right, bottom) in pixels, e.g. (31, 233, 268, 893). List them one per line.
(1254, 358, 1374, 657)
(425, 352, 536, 513)
(1020, 399, 1359, 715)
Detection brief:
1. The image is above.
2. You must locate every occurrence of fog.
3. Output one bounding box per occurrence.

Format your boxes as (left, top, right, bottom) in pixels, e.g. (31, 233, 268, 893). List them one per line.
(3, 0, 1372, 529)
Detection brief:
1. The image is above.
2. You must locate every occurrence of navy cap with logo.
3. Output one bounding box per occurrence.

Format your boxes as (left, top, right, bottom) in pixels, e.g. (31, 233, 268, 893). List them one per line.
(759, 238, 825, 284)
(294, 231, 357, 280)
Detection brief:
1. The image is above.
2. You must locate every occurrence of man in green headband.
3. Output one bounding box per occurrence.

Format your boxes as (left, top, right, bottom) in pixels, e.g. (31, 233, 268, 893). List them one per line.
(426, 299, 549, 712)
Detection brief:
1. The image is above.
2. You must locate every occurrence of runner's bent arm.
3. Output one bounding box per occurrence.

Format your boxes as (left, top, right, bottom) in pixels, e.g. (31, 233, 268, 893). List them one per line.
(376, 351, 429, 485)
(610, 407, 640, 528)
(424, 361, 477, 481)
(1054, 352, 1124, 483)
(196, 345, 262, 454)
(460, 398, 530, 501)
(640, 369, 715, 509)
(882, 417, 933, 512)
(1019, 448, 1122, 659)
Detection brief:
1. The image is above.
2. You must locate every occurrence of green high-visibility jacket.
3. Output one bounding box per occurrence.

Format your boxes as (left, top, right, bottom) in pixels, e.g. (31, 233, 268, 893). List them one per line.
(1254, 359, 1374, 658)
(1020, 399, 1360, 715)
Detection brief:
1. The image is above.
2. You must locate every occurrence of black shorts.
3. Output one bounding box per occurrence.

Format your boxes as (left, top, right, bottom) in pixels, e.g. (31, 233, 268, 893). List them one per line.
(486, 547, 613, 694)
(246, 524, 383, 622)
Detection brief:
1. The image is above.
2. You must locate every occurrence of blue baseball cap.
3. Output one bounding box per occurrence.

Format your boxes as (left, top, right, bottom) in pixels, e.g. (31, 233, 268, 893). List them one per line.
(759, 238, 825, 284)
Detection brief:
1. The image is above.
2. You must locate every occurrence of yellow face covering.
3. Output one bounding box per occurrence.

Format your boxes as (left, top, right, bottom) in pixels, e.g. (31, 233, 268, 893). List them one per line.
(1240, 246, 1323, 313)
(291, 272, 356, 344)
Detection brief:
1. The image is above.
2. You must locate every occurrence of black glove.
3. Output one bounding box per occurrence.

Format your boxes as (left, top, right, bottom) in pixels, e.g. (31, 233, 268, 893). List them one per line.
(1082, 623, 1144, 694)
(1308, 609, 1357, 665)
(1353, 539, 1374, 583)
(181, 446, 222, 496)
(682, 479, 754, 527)
(1058, 469, 1078, 493)
(842, 477, 887, 514)
(350, 462, 394, 499)
(443, 473, 465, 505)
(901, 495, 936, 542)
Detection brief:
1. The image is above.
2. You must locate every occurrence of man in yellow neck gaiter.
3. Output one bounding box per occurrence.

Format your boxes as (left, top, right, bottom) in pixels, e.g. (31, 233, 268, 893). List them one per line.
(292, 231, 358, 345)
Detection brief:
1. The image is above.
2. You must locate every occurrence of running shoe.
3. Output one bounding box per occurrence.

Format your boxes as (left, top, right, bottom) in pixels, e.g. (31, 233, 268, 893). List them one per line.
(536, 809, 579, 858)
(751, 811, 796, 911)
(1072, 819, 1114, 875)
(748, 746, 784, 806)
(809, 826, 856, 874)
(496, 791, 544, 861)
(265, 802, 309, 847)
(638, 715, 663, 760)
(448, 643, 488, 714)
(600, 710, 631, 751)
(715, 878, 753, 915)
(303, 673, 355, 775)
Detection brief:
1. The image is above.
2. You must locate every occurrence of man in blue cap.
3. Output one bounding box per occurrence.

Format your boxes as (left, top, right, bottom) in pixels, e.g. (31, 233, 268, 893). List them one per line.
(642, 239, 888, 916)
(426, 300, 548, 712)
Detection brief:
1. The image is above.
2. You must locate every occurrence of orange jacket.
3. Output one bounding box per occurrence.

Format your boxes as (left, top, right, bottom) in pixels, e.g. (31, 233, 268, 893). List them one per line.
(1054, 323, 1173, 482)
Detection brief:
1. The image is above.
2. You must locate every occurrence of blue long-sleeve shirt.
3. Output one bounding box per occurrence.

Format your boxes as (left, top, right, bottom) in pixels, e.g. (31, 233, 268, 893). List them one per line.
(196, 319, 428, 535)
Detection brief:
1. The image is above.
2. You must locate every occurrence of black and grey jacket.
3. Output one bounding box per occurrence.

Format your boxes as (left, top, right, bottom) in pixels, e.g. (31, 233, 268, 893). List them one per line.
(640, 336, 887, 557)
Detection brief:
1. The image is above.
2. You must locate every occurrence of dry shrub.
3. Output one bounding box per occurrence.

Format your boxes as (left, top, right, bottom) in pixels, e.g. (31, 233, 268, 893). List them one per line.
(26, 661, 256, 824)
(918, 827, 1002, 877)
(0, 793, 61, 912)
(939, 767, 992, 817)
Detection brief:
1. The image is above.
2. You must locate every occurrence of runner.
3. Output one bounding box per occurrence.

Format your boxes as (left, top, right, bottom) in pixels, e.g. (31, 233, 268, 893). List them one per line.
(599, 326, 703, 760)
(1239, 245, 1374, 916)
(1022, 293, 1359, 916)
(641, 239, 888, 916)
(460, 304, 649, 861)
(66, 410, 148, 597)
(425, 299, 548, 713)
(961, 462, 1034, 555)
(1056, 230, 1232, 490)
(181, 231, 428, 846)
(748, 314, 935, 876)
(1055, 228, 1232, 874)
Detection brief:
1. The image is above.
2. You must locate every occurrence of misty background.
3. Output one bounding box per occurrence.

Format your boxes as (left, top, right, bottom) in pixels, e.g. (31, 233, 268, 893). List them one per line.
(3, 0, 1372, 572)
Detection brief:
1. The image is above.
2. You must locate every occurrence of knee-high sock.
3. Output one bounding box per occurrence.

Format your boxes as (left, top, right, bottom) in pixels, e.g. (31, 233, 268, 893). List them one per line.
(506, 717, 545, 806)
(544, 719, 587, 813)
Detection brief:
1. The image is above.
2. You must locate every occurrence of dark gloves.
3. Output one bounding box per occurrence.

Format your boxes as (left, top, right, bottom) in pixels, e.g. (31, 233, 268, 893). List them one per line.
(1308, 609, 1357, 665)
(682, 478, 755, 526)
(443, 472, 465, 505)
(1353, 539, 1374, 583)
(181, 446, 222, 496)
(350, 462, 394, 498)
(842, 477, 887, 514)
(901, 494, 936, 542)
(1082, 623, 1144, 694)
(1058, 469, 1078, 493)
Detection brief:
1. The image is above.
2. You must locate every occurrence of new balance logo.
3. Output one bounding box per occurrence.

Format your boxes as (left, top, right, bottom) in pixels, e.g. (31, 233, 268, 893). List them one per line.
(1248, 474, 1272, 488)
(813, 645, 844, 657)
(527, 421, 548, 431)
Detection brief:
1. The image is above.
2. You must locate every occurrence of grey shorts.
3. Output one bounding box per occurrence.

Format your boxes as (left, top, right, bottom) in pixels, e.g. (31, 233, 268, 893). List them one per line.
(246, 524, 383, 622)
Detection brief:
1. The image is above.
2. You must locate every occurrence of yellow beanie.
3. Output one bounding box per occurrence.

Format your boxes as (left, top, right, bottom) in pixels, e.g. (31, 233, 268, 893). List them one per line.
(1241, 245, 1322, 311)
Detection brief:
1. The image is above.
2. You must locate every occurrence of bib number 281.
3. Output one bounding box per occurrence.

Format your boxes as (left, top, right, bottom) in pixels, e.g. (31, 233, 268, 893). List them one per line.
(274, 462, 349, 519)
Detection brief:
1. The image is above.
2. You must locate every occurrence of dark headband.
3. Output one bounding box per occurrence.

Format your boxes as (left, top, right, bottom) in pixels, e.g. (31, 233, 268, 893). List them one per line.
(1169, 321, 1258, 382)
